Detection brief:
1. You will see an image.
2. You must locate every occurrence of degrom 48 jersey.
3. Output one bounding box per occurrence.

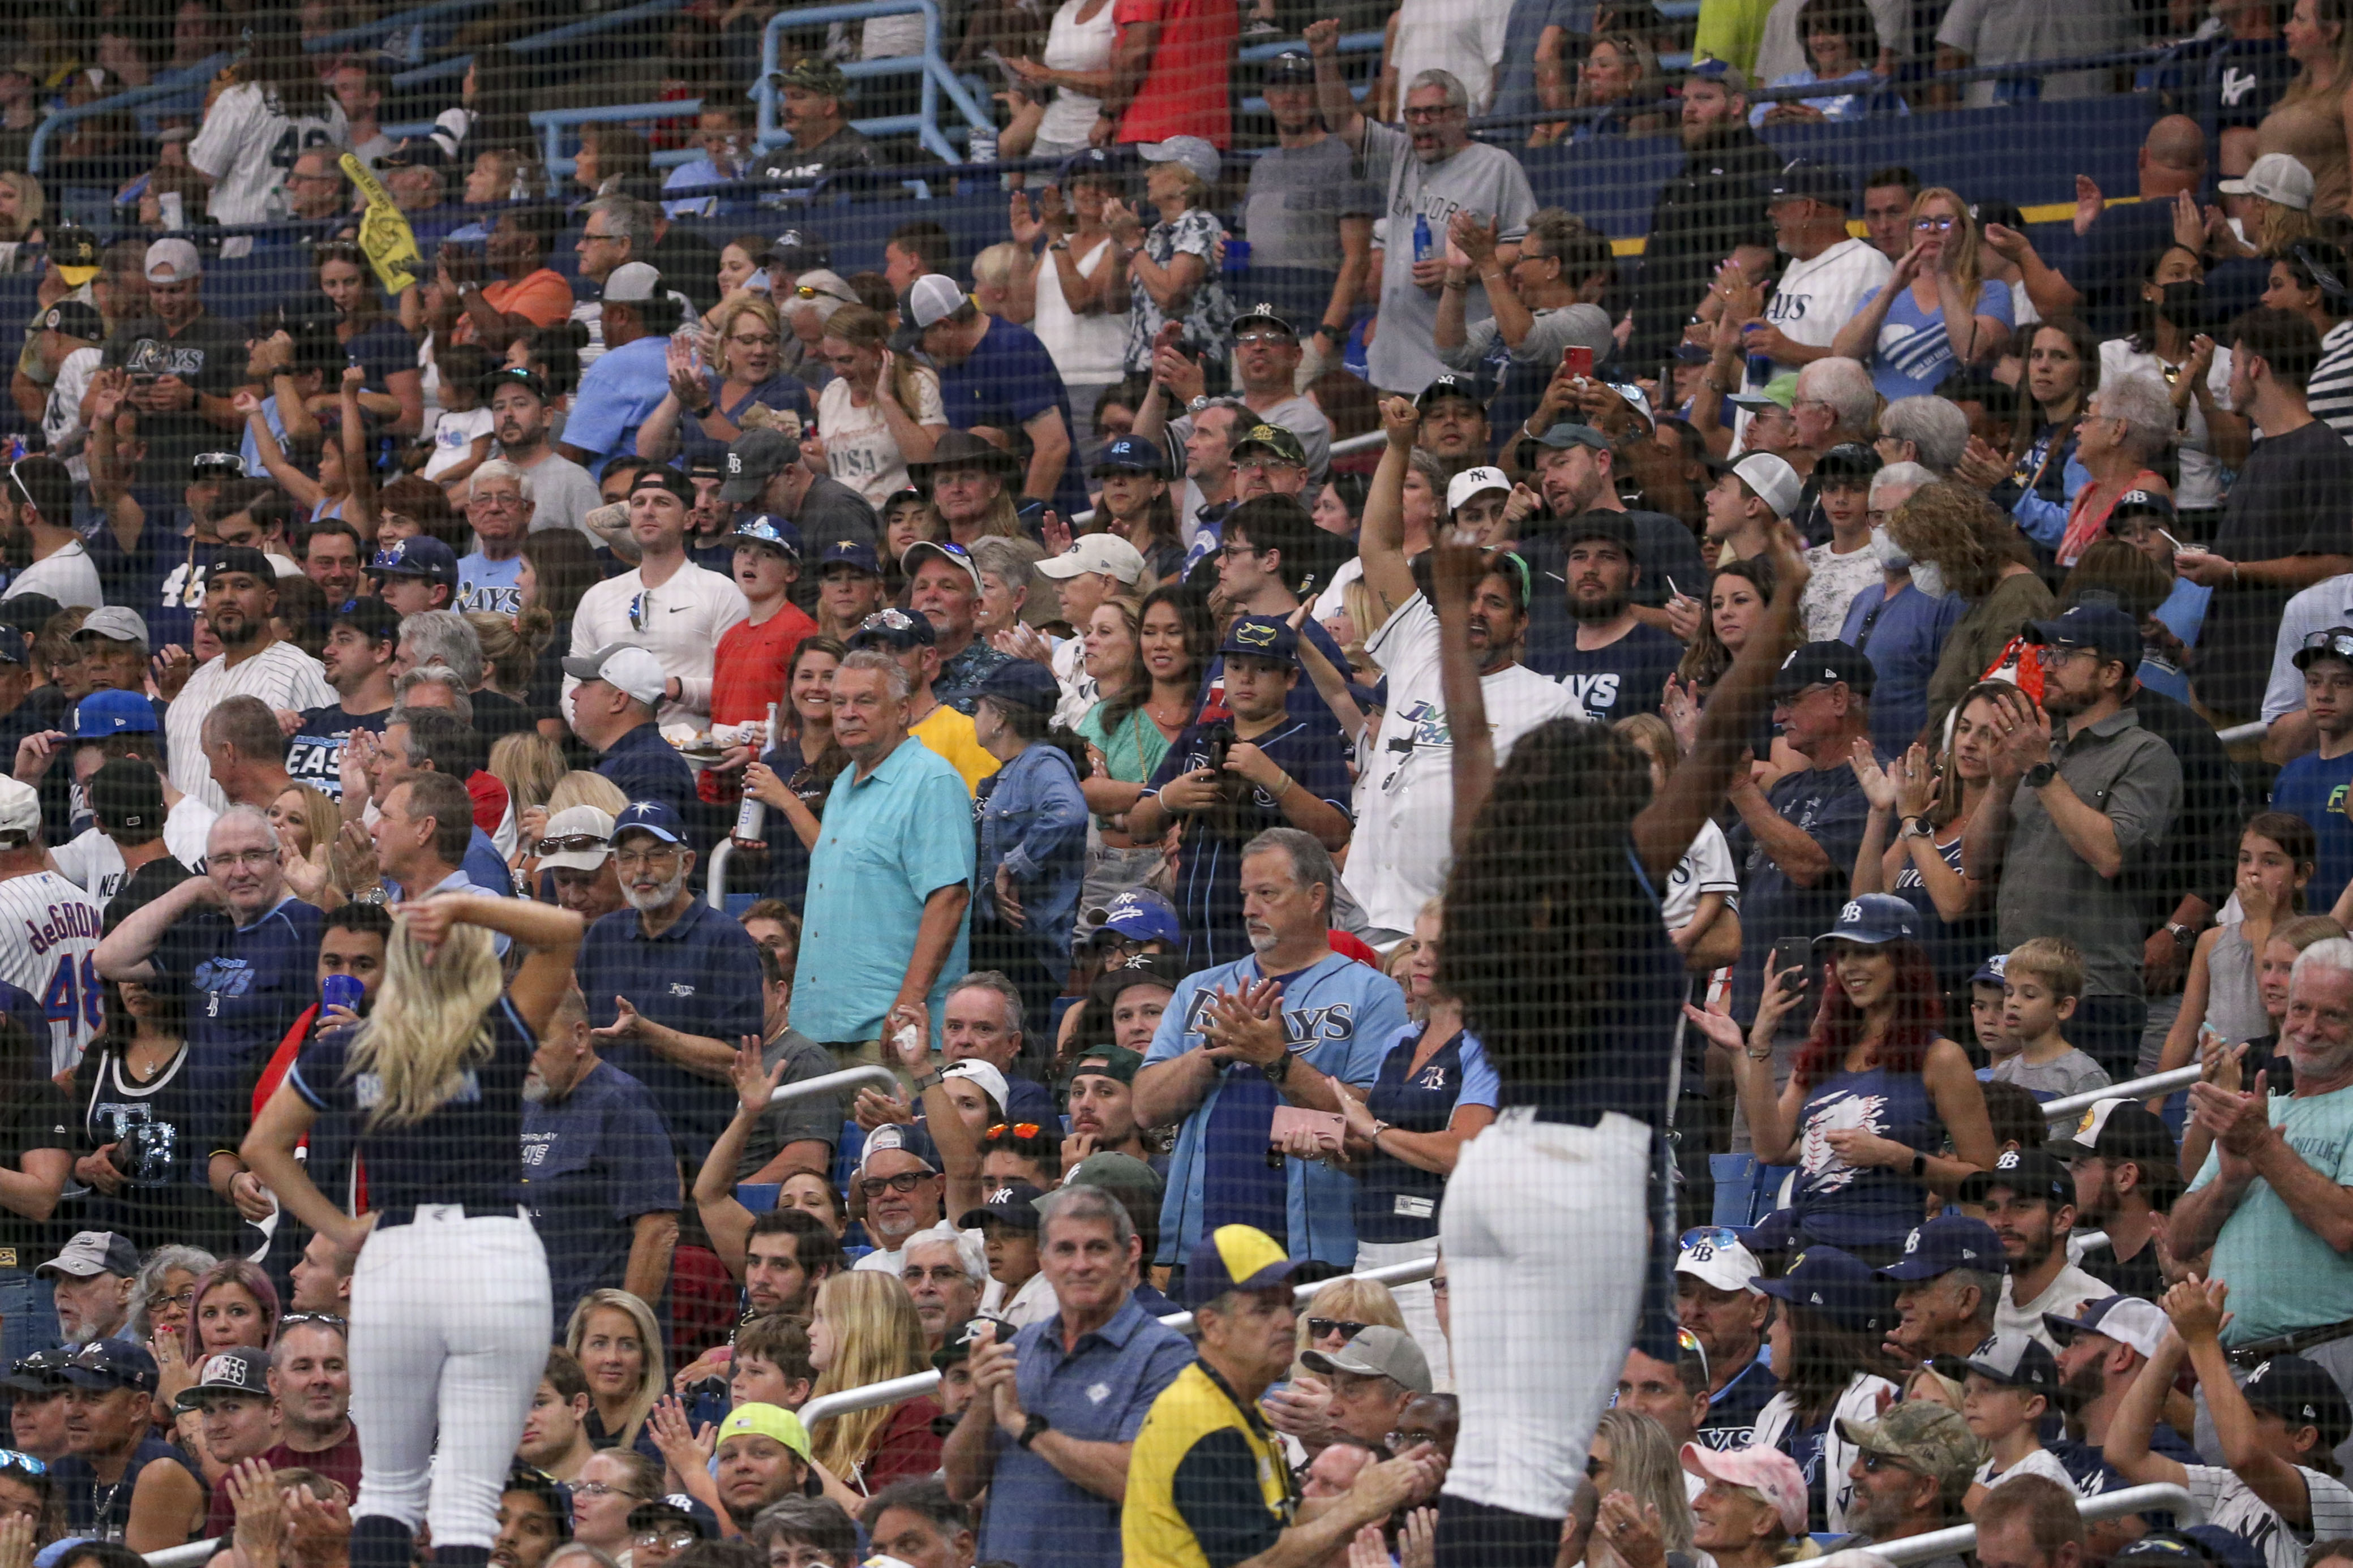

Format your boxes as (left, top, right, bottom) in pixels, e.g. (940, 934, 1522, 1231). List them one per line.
(0, 871, 105, 1073)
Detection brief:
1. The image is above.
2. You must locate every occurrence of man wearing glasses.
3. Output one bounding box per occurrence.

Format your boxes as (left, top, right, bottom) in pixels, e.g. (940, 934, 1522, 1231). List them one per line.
(1836, 1402, 1979, 1565)
(1965, 604, 2185, 1081)
(2273, 628, 2353, 908)
(847, 1124, 958, 1275)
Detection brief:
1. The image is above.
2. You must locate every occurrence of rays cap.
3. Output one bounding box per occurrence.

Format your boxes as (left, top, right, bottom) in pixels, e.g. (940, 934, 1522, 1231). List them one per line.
(1958, 1146, 2073, 1207)
(1183, 1223, 1302, 1308)
(720, 428, 796, 502)
(73, 689, 159, 738)
(2044, 1294, 2169, 1361)
(2023, 602, 2142, 669)
(537, 805, 617, 871)
(2110, 488, 2175, 525)
(40, 300, 102, 340)
(976, 659, 1062, 715)
(609, 799, 688, 847)
(715, 1403, 815, 1463)
(2239, 1354, 2352, 1447)
(1934, 1331, 2059, 1395)
(1446, 466, 1511, 514)
(370, 536, 459, 587)
(1219, 614, 1298, 664)
(1875, 1214, 2001, 1282)
(174, 1347, 273, 1411)
(847, 605, 936, 651)
(1752, 1245, 1895, 1335)
(1301, 1324, 1433, 1393)
(1816, 893, 1918, 948)
(1039, 534, 1145, 583)
(1772, 641, 1875, 699)
(563, 644, 668, 707)
(819, 540, 882, 577)
(1675, 1227, 1765, 1295)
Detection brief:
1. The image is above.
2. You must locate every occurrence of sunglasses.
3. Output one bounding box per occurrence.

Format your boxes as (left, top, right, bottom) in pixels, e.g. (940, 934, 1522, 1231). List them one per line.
(5, 462, 31, 510)
(539, 835, 608, 854)
(985, 1123, 1043, 1140)
(281, 1313, 348, 1331)
(790, 282, 852, 303)
(1306, 1318, 1368, 1341)
(2305, 629, 2353, 663)
(0, 1450, 45, 1477)
(1858, 1450, 1921, 1475)
(629, 590, 651, 633)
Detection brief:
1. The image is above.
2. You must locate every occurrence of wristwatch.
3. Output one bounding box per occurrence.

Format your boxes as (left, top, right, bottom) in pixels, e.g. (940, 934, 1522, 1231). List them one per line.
(912, 1068, 946, 1091)
(2021, 762, 2058, 791)
(1315, 323, 1346, 343)
(2167, 922, 2198, 950)
(1265, 1050, 1293, 1084)
(1898, 815, 1932, 840)
(1017, 1414, 1051, 1450)
(1909, 1149, 1929, 1179)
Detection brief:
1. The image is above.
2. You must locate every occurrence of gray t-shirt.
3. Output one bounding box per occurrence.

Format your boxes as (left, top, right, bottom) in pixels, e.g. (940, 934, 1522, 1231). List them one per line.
(517, 449, 604, 539)
(1244, 136, 1378, 274)
(738, 1029, 845, 1179)
(1359, 123, 1538, 394)
(1168, 394, 1335, 483)
(1990, 1048, 2112, 1100)
(1436, 302, 1615, 373)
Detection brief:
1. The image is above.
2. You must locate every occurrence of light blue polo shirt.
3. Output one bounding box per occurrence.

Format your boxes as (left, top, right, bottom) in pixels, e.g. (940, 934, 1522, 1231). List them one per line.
(2191, 1080, 2353, 1345)
(1143, 951, 1409, 1268)
(791, 736, 975, 1043)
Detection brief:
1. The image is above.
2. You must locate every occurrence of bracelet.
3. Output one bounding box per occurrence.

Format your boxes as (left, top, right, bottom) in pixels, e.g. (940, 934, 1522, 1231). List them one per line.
(1745, 1044, 1773, 1060)
(1274, 772, 1295, 799)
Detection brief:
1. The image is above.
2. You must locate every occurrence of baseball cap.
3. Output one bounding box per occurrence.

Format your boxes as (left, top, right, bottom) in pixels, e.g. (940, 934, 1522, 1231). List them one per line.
(847, 605, 937, 651)
(1936, 1331, 2060, 1395)
(370, 536, 460, 587)
(0, 776, 41, 843)
(769, 55, 850, 96)
(763, 228, 830, 271)
(719, 429, 796, 503)
(1446, 466, 1511, 514)
(47, 226, 100, 287)
(1091, 951, 1186, 1004)
(860, 1120, 941, 1174)
(932, 1313, 1013, 1371)
(1681, 1445, 1808, 1535)
(1958, 1146, 2074, 1206)
(1835, 1401, 1985, 1492)
(1039, 534, 1146, 584)
(1814, 442, 1883, 485)
(1728, 373, 1799, 413)
(1087, 888, 1181, 945)
(2221, 152, 2316, 211)
(2024, 602, 2142, 668)
(332, 598, 402, 645)
(1232, 302, 1298, 338)
(38, 1231, 140, 1279)
(942, 1058, 1010, 1115)
(1876, 1214, 2001, 1282)
(40, 300, 102, 340)
(1068, 1043, 1146, 1086)
(1676, 1228, 1765, 1294)
(145, 238, 202, 283)
(731, 514, 803, 559)
(1772, 641, 1876, 699)
(610, 800, 688, 847)
(632, 466, 694, 506)
(3, 1347, 74, 1395)
(902, 537, 983, 592)
(204, 545, 277, 586)
(958, 1180, 1049, 1231)
(174, 1347, 273, 1411)
(2116, 1533, 2261, 1568)
(1416, 373, 1481, 411)
(1971, 952, 2009, 987)
(1815, 893, 1919, 948)
(1182, 1223, 1301, 1308)
(1563, 512, 1639, 560)
(562, 644, 668, 707)
(1301, 1324, 1433, 1394)
(89, 759, 163, 837)
(1763, 157, 1853, 209)
(1519, 422, 1611, 465)
(480, 366, 549, 404)
(715, 1402, 815, 1463)
(1263, 49, 1316, 84)
(907, 274, 970, 330)
(73, 607, 149, 647)
(537, 805, 617, 871)
(819, 540, 882, 577)
(2295, 625, 2353, 674)
(1053, 1150, 1164, 1210)
(56, 1338, 159, 1393)
(2044, 1295, 2169, 1360)
(72, 690, 158, 738)
(2047, 1097, 2179, 1166)
(2110, 488, 2175, 525)
(1752, 1245, 1895, 1335)
(1092, 435, 1168, 478)
(1219, 614, 1298, 664)
(2240, 1354, 2352, 1446)
(976, 659, 1062, 714)
(1233, 423, 1309, 468)
(1688, 55, 1751, 92)
(1728, 452, 1802, 518)
(1138, 135, 1220, 185)
(627, 1494, 717, 1542)
(602, 262, 663, 304)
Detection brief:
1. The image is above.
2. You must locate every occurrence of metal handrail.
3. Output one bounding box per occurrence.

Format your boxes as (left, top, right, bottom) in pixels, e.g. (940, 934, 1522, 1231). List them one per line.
(27, 53, 233, 174)
(144, 1542, 220, 1568)
(1874, 1484, 2198, 1566)
(770, 1064, 898, 1106)
(795, 1255, 1438, 1425)
(304, 0, 505, 57)
(392, 0, 689, 88)
(532, 98, 705, 186)
(754, 0, 987, 165)
(2045, 1065, 2202, 1123)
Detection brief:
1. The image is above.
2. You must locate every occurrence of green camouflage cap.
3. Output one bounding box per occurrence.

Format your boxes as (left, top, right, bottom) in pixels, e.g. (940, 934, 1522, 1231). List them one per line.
(1835, 1401, 1985, 1501)
(1232, 422, 1308, 467)
(770, 57, 850, 97)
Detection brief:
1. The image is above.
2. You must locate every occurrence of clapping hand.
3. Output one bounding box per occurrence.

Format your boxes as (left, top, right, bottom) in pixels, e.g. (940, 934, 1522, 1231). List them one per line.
(2162, 1273, 2231, 1344)
(1849, 737, 1897, 812)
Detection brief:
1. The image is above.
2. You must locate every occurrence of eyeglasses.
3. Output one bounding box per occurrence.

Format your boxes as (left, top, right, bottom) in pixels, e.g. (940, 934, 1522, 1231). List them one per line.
(858, 1171, 933, 1197)
(985, 1123, 1043, 1140)
(1911, 216, 1955, 231)
(153, 1288, 198, 1311)
(1219, 542, 1262, 560)
(859, 608, 918, 634)
(791, 283, 853, 303)
(1306, 1318, 1368, 1341)
(1858, 1451, 1922, 1475)
(0, 1451, 45, 1477)
(1385, 1428, 1442, 1450)
(902, 1264, 968, 1284)
(5, 462, 31, 510)
(472, 492, 527, 509)
(538, 835, 609, 855)
(614, 845, 684, 869)
(1401, 104, 1456, 122)
(569, 1482, 648, 1500)
(581, 230, 621, 246)
(636, 1529, 698, 1551)
(1235, 332, 1295, 347)
(2032, 644, 2102, 668)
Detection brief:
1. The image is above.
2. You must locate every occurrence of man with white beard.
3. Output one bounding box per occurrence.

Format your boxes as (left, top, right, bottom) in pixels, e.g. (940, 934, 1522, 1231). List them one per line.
(573, 798, 766, 1155)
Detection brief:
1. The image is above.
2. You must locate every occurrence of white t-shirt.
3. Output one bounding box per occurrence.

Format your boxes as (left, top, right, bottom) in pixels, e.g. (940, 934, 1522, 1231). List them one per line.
(1389, 0, 1514, 113)
(819, 371, 947, 508)
(1660, 818, 1739, 932)
(2098, 337, 2235, 511)
(423, 405, 494, 481)
(983, 1270, 1060, 1329)
(1031, 236, 1129, 388)
(1756, 239, 1893, 379)
(2186, 1463, 2353, 1568)
(1974, 1447, 2077, 1492)
(167, 642, 336, 811)
(1801, 540, 1883, 643)
(1343, 592, 1580, 934)
(6, 540, 104, 610)
(565, 561, 750, 727)
(43, 346, 100, 484)
(1996, 1264, 2111, 1351)
(187, 82, 347, 233)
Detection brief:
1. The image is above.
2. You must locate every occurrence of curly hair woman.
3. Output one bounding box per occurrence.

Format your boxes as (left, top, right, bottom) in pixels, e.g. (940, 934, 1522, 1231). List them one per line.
(1887, 480, 2054, 724)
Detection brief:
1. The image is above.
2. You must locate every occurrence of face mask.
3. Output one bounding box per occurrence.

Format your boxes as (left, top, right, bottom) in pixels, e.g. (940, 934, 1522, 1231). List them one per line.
(1909, 560, 1949, 599)
(1868, 525, 1910, 572)
(2157, 279, 2208, 329)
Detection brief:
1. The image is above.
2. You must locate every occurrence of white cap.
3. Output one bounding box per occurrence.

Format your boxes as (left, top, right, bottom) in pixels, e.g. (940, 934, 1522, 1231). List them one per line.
(907, 273, 969, 329)
(537, 805, 617, 871)
(1675, 1234, 1764, 1295)
(563, 643, 667, 706)
(1730, 452, 1802, 519)
(2221, 152, 2315, 212)
(1446, 466, 1510, 514)
(1138, 135, 1221, 186)
(942, 1058, 1010, 1115)
(144, 238, 201, 283)
(0, 776, 38, 840)
(603, 261, 663, 303)
(1037, 534, 1145, 583)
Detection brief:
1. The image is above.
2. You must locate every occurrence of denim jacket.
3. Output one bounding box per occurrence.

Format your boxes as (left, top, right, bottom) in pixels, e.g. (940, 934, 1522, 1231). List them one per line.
(975, 742, 1088, 972)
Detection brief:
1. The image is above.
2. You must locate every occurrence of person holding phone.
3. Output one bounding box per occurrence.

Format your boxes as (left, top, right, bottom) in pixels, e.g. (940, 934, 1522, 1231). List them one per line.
(1687, 894, 1996, 1260)
(1434, 207, 1614, 458)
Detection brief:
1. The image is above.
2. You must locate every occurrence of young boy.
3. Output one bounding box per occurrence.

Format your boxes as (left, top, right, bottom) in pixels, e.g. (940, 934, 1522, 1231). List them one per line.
(1952, 1333, 2076, 1510)
(1972, 953, 2017, 1068)
(2273, 625, 2353, 910)
(730, 1314, 816, 1413)
(516, 1347, 596, 1480)
(1993, 938, 2111, 1098)
(960, 1181, 1056, 1329)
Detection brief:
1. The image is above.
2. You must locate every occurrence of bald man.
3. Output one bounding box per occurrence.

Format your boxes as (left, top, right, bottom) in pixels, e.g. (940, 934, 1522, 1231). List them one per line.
(2067, 114, 2212, 336)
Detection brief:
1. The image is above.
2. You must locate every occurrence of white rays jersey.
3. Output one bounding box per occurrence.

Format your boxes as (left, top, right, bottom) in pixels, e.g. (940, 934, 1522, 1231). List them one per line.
(0, 871, 105, 1073)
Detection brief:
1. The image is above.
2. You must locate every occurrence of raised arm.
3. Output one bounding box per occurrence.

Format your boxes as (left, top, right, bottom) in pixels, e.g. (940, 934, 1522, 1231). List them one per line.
(1306, 19, 1366, 151)
(95, 873, 216, 982)
(692, 1041, 787, 1278)
(1358, 398, 1422, 623)
(395, 893, 585, 1036)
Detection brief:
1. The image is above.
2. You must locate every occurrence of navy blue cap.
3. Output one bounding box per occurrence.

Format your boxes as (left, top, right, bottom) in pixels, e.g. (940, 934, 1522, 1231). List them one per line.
(1763, 156, 1853, 209)
(2024, 603, 2142, 668)
(1876, 1214, 2002, 1282)
(371, 535, 460, 587)
(73, 690, 158, 738)
(860, 1120, 941, 1172)
(627, 1493, 717, 1541)
(1815, 893, 1921, 948)
(1092, 435, 1167, 478)
(608, 800, 688, 847)
(731, 514, 803, 558)
(2183, 1528, 2271, 1568)
(2116, 1533, 2253, 1568)
(1219, 615, 1298, 664)
(1958, 1146, 2073, 1206)
(2241, 1353, 2353, 1446)
(1934, 1331, 2060, 1394)
(204, 545, 277, 586)
(976, 659, 1062, 714)
(847, 606, 935, 650)
(1752, 1245, 1895, 1335)
(1971, 952, 2009, 987)
(56, 1338, 158, 1393)
(1263, 48, 1315, 83)
(819, 540, 882, 575)
(959, 1179, 1049, 1231)
(3, 1347, 75, 1394)
(1087, 888, 1181, 945)
(1182, 1224, 1303, 1309)
(1772, 640, 1876, 699)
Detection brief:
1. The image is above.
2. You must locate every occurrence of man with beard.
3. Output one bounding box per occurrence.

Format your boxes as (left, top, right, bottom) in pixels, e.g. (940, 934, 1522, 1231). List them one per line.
(1626, 61, 1781, 367)
(1960, 1150, 2109, 1352)
(1966, 605, 2184, 1081)
(1523, 513, 1683, 725)
(483, 368, 598, 537)
(162, 546, 333, 812)
(2043, 1294, 2200, 1497)
(848, 1125, 957, 1275)
(1341, 397, 1575, 944)
(0, 454, 102, 609)
(1836, 1402, 1983, 1565)
(1412, 375, 1490, 483)
(491, 1467, 571, 1568)
(742, 1209, 843, 1318)
(1305, 21, 1537, 396)
(575, 799, 765, 1152)
(1874, 1214, 2003, 1369)
(1064, 1042, 1160, 1172)
(1229, 423, 1314, 505)
(285, 599, 397, 801)
(521, 983, 680, 1330)
(2049, 1099, 2181, 1301)
(1241, 52, 1375, 363)
(1516, 423, 1706, 634)
(260, 1316, 361, 1497)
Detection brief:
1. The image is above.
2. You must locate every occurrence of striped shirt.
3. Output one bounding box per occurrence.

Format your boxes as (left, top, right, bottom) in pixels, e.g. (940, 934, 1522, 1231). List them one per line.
(166, 640, 335, 812)
(0, 870, 106, 1073)
(2307, 317, 2353, 444)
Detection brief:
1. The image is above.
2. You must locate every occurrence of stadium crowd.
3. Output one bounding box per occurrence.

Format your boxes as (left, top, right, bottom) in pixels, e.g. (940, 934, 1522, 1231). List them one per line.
(18, 3, 2353, 1568)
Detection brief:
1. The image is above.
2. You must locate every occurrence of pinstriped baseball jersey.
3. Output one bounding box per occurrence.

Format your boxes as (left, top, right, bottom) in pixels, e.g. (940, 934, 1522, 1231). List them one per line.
(0, 870, 105, 1074)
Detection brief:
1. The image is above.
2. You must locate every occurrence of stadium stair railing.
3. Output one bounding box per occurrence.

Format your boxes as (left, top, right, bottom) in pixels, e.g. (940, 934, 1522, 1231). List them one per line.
(754, 0, 990, 166)
(1878, 1484, 2200, 1563)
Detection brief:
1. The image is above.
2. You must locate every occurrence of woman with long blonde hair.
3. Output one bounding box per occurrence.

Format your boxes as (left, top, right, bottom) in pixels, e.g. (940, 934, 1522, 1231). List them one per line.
(239, 894, 583, 1568)
(564, 1288, 666, 1457)
(804, 1270, 942, 1494)
(1832, 185, 2012, 401)
(816, 303, 947, 507)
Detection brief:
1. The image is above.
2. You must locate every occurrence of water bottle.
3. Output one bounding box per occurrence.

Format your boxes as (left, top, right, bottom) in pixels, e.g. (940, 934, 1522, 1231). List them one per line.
(732, 702, 779, 842)
(672, 318, 706, 380)
(1412, 214, 1434, 264)
(969, 123, 997, 167)
(1744, 349, 1773, 389)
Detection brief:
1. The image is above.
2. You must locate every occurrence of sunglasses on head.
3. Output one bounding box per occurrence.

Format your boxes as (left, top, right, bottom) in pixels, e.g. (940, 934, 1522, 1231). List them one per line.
(985, 1123, 1043, 1140)
(0, 1450, 44, 1478)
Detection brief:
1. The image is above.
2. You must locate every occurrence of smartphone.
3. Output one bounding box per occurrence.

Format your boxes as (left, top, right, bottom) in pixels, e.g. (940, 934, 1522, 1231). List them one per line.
(1562, 344, 1595, 379)
(1270, 1105, 1346, 1154)
(1767, 935, 1818, 1002)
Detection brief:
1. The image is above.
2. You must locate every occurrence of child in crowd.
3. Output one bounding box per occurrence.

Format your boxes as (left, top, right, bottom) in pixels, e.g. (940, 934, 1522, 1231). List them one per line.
(731, 1314, 817, 1413)
(423, 342, 496, 485)
(1953, 1333, 2075, 1508)
(1993, 938, 2111, 1098)
(962, 1183, 1056, 1329)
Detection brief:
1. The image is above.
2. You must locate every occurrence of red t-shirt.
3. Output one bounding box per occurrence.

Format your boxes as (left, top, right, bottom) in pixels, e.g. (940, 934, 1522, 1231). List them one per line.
(1112, 0, 1236, 147)
(859, 1397, 946, 1492)
(465, 770, 510, 835)
(702, 603, 820, 804)
(262, 1429, 363, 1499)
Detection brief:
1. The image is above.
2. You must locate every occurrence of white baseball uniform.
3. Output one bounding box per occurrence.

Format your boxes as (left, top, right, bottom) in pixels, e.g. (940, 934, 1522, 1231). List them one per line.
(0, 869, 106, 1073)
(167, 642, 336, 812)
